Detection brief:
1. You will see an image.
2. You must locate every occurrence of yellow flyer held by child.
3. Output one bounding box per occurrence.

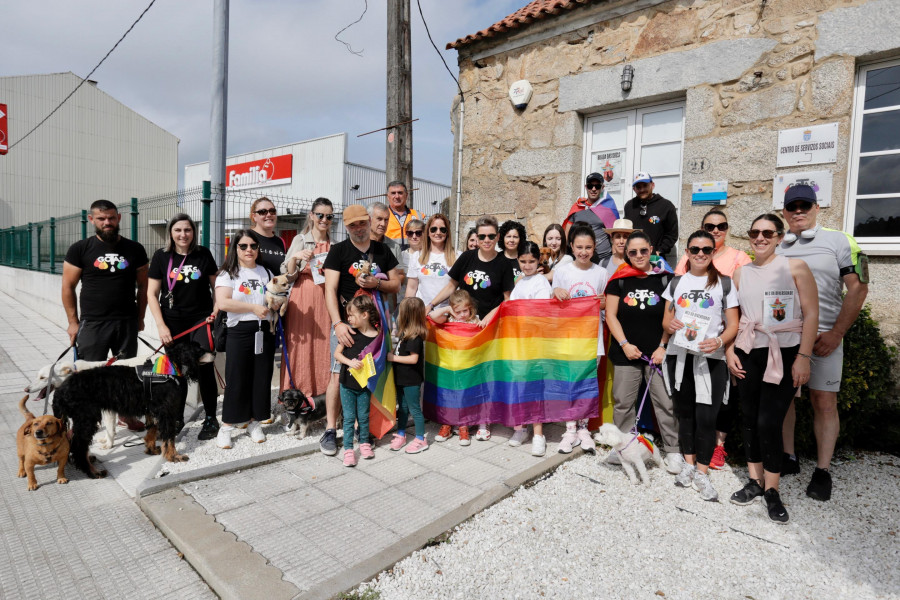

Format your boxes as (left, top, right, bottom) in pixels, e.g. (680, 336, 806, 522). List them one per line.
(349, 353, 376, 388)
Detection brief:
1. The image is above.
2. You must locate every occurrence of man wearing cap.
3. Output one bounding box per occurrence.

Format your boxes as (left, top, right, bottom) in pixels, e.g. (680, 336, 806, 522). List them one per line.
(320, 204, 401, 456)
(776, 184, 868, 501)
(384, 181, 423, 251)
(563, 173, 620, 260)
(624, 172, 678, 264)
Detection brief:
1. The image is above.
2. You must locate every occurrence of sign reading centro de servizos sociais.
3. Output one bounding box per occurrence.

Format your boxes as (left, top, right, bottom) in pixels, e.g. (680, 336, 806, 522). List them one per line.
(0, 104, 8, 155)
(226, 154, 292, 189)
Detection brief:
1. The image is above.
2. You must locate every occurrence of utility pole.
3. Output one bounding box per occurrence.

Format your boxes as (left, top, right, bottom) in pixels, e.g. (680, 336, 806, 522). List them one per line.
(209, 0, 229, 263)
(386, 0, 412, 191)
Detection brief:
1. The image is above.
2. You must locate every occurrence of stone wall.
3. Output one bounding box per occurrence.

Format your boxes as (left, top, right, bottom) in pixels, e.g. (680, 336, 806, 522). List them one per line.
(452, 0, 900, 337)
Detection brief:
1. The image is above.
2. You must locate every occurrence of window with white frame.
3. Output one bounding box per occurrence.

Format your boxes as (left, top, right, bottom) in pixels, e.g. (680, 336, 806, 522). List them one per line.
(848, 58, 900, 251)
(583, 102, 685, 214)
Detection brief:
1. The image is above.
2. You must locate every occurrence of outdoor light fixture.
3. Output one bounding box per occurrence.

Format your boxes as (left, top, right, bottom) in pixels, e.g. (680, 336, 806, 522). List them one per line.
(621, 65, 634, 92)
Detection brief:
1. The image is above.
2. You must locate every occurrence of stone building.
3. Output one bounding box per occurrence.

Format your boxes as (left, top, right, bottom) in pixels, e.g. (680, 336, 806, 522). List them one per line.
(447, 0, 900, 338)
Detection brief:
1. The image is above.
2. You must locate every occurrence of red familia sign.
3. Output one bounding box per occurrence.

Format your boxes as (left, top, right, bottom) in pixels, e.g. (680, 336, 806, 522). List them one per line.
(0, 104, 8, 155)
(226, 154, 292, 189)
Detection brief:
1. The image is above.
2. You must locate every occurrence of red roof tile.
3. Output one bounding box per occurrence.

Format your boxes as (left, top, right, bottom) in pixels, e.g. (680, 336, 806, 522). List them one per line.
(447, 0, 599, 50)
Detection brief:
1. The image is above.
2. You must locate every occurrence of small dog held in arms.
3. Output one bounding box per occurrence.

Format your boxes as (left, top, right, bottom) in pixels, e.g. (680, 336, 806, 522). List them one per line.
(264, 274, 291, 333)
(594, 423, 665, 485)
(539, 246, 553, 274)
(276, 389, 326, 439)
(53, 343, 213, 478)
(17, 395, 69, 490)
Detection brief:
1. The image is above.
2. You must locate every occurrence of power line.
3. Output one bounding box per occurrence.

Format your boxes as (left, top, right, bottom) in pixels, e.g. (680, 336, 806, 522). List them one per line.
(415, 0, 463, 99)
(334, 0, 368, 57)
(8, 0, 158, 152)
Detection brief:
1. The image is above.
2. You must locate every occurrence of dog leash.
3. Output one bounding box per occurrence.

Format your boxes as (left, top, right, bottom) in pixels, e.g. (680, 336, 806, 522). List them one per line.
(137, 319, 215, 357)
(619, 354, 663, 454)
(274, 317, 316, 411)
(42, 344, 77, 415)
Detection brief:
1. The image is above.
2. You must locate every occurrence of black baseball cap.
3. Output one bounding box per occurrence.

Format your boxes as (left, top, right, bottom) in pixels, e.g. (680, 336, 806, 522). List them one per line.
(585, 172, 604, 184)
(783, 184, 817, 206)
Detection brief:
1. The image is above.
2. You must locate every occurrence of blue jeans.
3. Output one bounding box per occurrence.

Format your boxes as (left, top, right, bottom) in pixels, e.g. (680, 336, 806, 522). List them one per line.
(340, 385, 371, 450)
(397, 384, 425, 438)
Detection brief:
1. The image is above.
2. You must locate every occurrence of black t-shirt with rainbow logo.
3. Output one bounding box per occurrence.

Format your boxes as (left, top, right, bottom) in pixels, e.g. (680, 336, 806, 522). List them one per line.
(64, 236, 149, 321)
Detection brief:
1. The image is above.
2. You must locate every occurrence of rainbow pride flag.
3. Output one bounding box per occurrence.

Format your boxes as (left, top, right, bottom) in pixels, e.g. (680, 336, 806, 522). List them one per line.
(424, 297, 601, 427)
(359, 290, 397, 439)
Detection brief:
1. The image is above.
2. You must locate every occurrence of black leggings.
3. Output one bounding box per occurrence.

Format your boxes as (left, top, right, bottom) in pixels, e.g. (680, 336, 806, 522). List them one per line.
(166, 317, 219, 419)
(714, 381, 740, 434)
(666, 354, 728, 466)
(223, 321, 276, 424)
(735, 346, 799, 473)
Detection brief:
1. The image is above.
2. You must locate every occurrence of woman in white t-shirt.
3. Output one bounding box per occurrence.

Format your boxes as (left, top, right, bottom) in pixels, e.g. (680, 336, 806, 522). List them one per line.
(661, 230, 739, 502)
(406, 214, 457, 309)
(213, 230, 276, 450)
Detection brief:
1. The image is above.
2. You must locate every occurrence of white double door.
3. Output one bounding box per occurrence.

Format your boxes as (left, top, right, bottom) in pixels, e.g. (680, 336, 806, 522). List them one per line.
(583, 102, 685, 214)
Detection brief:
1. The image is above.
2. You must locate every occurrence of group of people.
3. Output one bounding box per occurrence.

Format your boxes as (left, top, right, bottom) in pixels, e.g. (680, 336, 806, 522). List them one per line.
(61, 173, 867, 525)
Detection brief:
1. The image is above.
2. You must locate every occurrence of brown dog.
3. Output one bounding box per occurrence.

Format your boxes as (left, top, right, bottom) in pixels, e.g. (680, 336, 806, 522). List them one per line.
(539, 247, 553, 274)
(16, 395, 69, 490)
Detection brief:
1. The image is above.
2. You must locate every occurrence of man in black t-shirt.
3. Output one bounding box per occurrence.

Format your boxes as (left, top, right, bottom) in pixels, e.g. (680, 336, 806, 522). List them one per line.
(62, 200, 149, 430)
(318, 204, 401, 456)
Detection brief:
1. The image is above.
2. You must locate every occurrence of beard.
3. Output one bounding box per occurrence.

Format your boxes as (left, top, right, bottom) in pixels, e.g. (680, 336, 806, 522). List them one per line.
(349, 228, 370, 244)
(95, 224, 119, 243)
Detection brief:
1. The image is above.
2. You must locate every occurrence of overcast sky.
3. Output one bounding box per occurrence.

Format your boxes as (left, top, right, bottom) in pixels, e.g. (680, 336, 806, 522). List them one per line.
(3, 0, 523, 186)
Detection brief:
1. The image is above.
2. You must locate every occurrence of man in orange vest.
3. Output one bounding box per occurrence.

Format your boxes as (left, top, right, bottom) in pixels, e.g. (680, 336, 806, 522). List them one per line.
(385, 181, 423, 251)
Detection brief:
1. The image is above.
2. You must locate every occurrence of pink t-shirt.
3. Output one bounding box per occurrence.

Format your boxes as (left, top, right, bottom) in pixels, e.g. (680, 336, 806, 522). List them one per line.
(675, 246, 751, 277)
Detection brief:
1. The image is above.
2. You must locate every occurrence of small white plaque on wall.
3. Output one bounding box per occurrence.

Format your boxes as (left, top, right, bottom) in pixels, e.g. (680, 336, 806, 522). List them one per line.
(772, 170, 833, 208)
(776, 123, 838, 168)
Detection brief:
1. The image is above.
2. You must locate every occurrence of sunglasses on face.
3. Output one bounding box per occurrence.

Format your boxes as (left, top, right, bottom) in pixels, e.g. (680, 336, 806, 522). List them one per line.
(313, 212, 334, 221)
(407, 230, 423, 237)
(586, 183, 603, 190)
(784, 201, 814, 212)
(747, 229, 782, 240)
(254, 208, 277, 216)
(237, 243, 259, 251)
(627, 248, 651, 257)
(688, 246, 714, 255)
(477, 233, 497, 241)
(703, 222, 729, 232)
(430, 226, 448, 234)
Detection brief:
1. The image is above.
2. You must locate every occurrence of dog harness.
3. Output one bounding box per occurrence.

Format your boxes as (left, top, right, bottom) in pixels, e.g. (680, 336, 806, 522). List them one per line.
(134, 356, 183, 396)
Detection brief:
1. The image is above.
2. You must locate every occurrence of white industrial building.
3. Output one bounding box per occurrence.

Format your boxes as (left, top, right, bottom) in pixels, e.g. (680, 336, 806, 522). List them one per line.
(0, 72, 179, 227)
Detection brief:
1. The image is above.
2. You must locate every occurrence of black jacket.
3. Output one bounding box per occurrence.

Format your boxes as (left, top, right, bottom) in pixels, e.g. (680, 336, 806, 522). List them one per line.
(624, 193, 678, 257)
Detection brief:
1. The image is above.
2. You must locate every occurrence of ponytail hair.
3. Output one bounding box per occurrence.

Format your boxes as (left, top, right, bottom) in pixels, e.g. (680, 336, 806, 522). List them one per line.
(686, 230, 720, 290)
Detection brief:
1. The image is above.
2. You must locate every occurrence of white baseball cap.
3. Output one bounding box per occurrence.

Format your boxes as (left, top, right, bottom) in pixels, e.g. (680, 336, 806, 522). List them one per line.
(632, 172, 653, 185)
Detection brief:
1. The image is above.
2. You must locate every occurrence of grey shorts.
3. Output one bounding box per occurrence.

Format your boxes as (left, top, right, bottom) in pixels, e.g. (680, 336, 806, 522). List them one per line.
(330, 328, 340, 374)
(808, 341, 843, 393)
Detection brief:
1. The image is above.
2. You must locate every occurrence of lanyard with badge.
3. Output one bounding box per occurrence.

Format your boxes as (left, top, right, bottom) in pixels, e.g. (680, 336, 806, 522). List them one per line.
(164, 252, 189, 310)
(254, 268, 270, 354)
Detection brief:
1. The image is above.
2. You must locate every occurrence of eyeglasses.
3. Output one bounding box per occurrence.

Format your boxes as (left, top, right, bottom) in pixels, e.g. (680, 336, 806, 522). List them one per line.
(586, 183, 603, 190)
(626, 248, 651, 257)
(254, 208, 277, 216)
(688, 246, 714, 255)
(703, 222, 729, 232)
(477, 233, 497, 241)
(430, 226, 448, 234)
(237, 243, 259, 251)
(313, 212, 334, 221)
(784, 201, 814, 212)
(407, 230, 423, 237)
(747, 229, 782, 240)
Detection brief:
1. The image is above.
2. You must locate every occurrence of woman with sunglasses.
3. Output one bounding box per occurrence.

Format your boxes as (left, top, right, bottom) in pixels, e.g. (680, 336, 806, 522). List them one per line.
(214, 230, 277, 449)
(674, 209, 751, 469)
(399, 219, 425, 300)
(280, 198, 334, 400)
(248, 197, 286, 274)
(726, 214, 817, 523)
(662, 230, 740, 502)
(605, 231, 683, 474)
(406, 214, 457, 308)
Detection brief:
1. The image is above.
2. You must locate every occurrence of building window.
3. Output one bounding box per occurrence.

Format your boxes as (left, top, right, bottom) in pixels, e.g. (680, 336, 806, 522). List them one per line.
(848, 58, 900, 251)
(583, 102, 685, 213)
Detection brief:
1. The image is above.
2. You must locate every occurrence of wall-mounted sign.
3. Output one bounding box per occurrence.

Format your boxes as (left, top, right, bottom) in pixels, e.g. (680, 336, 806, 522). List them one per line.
(773, 170, 833, 208)
(227, 154, 293, 189)
(0, 104, 8, 155)
(776, 122, 838, 168)
(691, 180, 728, 205)
(591, 149, 624, 196)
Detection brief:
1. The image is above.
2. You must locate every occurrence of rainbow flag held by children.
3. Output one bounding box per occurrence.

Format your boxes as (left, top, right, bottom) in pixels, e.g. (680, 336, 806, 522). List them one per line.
(424, 297, 601, 427)
(358, 290, 397, 439)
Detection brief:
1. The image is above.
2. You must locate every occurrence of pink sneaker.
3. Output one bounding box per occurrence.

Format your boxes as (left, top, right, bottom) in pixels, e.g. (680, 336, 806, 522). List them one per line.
(359, 443, 375, 459)
(404, 437, 429, 454)
(389, 433, 407, 451)
(558, 430, 578, 454)
(343, 449, 357, 467)
(577, 428, 596, 454)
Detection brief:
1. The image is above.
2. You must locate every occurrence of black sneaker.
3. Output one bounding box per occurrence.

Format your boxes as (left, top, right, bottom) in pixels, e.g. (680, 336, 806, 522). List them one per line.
(764, 488, 789, 524)
(806, 467, 832, 501)
(197, 416, 220, 441)
(319, 428, 338, 456)
(781, 453, 800, 476)
(730, 479, 764, 505)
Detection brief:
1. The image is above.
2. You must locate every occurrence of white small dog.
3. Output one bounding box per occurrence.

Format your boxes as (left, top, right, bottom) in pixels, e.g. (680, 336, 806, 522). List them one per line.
(593, 423, 665, 485)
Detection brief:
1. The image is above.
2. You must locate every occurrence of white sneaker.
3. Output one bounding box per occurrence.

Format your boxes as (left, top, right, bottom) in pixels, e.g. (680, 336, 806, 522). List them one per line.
(558, 431, 578, 454)
(475, 427, 491, 441)
(216, 426, 234, 449)
(247, 421, 266, 444)
(577, 429, 595, 454)
(531, 435, 546, 457)
(508, 428, 528, 447)
(674, 462, 696, 487)
(606, 449, 622, 465)
(666, 452, 685, 475)
(692, 470, 719, 502)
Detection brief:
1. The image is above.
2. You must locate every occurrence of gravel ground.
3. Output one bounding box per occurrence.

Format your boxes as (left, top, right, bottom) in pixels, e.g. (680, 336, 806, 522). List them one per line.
(360, 450, 900, 600)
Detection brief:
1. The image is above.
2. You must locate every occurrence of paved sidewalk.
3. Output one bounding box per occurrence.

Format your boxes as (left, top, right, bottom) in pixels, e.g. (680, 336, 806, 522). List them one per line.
(0, 292, 214, 599)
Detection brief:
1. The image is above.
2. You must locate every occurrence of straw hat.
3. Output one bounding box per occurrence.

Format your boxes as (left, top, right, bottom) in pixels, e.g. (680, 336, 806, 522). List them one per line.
(604, 218, 640, 235)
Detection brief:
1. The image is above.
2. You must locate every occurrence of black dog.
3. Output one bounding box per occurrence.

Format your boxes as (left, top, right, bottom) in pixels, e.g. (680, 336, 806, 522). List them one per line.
(53, 343, 213, 478)
(278, 389, 326, 439)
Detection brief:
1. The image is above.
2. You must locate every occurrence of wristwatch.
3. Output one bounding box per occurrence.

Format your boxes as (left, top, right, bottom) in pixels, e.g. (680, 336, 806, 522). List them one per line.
(659, 342, 667, 349)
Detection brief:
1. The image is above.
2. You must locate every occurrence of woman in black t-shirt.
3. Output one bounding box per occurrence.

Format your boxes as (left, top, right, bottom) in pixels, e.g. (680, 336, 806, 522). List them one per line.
(147, 213, 220, 440)
(248, 197, 286, 274)
(604, 231, 682, 474)
(498, 220, 527, 282)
